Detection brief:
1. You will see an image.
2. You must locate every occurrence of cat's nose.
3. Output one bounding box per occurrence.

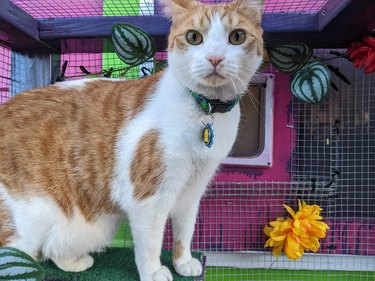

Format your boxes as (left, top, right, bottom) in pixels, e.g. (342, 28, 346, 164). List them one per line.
(207, 56, 224, 67)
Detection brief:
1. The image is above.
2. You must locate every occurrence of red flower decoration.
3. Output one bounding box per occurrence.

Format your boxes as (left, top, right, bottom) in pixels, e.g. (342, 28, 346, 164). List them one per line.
(347, 36, 375, 74)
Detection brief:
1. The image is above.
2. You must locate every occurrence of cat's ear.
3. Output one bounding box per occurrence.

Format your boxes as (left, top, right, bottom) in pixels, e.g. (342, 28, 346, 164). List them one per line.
(233, 0, 264, 14)
(160, 0, 197, 19)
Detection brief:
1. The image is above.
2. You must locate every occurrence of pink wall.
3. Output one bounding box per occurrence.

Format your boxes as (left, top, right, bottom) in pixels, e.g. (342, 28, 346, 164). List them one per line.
(60, 42, 103, 79)
(13, 0, 103, 18)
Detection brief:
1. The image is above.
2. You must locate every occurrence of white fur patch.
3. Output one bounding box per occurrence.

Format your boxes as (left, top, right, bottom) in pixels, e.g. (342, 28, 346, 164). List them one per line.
(54, 79, 91, 89)
(55, 78, 125, 89)
(0, 185, 121, 260)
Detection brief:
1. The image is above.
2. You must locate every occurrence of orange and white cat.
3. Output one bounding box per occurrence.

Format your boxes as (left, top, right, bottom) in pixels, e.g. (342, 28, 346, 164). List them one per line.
(0, 0, 263, 280)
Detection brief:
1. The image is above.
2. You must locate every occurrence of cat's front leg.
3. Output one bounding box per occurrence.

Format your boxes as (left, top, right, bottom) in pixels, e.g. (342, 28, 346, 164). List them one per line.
(128, 205, 173, 281)
(170, 181, 207, 277)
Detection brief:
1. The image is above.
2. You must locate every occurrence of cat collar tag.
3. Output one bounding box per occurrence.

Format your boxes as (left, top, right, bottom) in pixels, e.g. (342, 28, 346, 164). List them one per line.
(190, 89, 238, 149)
(203, 123, 214, 148)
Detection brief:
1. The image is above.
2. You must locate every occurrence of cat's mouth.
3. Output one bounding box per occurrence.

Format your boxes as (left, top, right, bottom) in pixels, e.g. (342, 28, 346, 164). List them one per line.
(204, 71, 226, 85)
(206, 72, 225, 79)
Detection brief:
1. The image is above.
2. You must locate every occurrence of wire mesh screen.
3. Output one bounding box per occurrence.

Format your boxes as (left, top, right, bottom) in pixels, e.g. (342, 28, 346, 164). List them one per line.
(292, 50, 375, 220)
(0, 46, 11, 104)
(11, 0, 328, 18)
(336, 67, 375, 221)
(54, 39, 160, 81)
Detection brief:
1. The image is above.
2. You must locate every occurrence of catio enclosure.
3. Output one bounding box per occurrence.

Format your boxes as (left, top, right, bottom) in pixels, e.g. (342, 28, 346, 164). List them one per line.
(1, 0, 375, 280)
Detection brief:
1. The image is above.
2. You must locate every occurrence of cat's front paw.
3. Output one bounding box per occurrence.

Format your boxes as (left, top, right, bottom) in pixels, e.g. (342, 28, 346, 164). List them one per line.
(52, 255, 94, 272)
(152, 266, 173, 281)
(174, 258, 202, 277)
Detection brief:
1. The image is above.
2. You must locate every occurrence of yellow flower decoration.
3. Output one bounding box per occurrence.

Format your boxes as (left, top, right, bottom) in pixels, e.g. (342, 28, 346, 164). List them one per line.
(264, 200, 329, 260)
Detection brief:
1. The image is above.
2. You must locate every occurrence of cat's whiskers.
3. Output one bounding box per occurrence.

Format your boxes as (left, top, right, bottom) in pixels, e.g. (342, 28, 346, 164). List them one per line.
(180, 72, 200, 95)
(173, 65, 195, 86)
(250, 76, 266, 89)
(225, 63, 265, 118)
(235, 76, 265, 119)
(225, 68, 249, 94)
(228, 76, 240, 97)
(236, 64, 261, 72)
(231, 65, 266, 89)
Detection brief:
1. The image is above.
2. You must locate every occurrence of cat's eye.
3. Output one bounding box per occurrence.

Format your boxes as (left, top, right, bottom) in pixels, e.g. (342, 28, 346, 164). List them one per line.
(229, 29, 246, 45)
(186, 30, 203, 45)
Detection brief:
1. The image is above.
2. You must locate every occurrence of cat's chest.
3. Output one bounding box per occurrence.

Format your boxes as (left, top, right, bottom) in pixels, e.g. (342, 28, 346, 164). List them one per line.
(117, 97, 240, 170)
(159, 100, 240, 160)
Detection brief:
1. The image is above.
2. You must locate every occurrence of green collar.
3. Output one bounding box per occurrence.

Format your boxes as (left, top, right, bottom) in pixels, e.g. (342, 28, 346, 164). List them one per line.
(190, 90, 239, 115)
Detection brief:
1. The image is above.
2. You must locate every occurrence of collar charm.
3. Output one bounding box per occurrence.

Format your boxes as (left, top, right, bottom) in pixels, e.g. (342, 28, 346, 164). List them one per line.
(203, 123, 214, 148)
(189, 90, 238, 148)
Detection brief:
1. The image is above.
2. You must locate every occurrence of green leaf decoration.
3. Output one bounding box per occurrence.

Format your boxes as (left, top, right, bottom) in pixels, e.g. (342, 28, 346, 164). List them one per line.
(0, 247, 45, 281)
(268, 43, 312, 73)
(141, 67, 152, 76)
(112, 23, 156, 66)
(291, 61, 331, 104)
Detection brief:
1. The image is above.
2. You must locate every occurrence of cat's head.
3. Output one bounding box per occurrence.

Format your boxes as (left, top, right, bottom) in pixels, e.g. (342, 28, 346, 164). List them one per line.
(163, 0, 264, 101)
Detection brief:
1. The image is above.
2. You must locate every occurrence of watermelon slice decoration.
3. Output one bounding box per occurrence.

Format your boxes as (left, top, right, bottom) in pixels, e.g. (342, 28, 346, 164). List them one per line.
(0, 247, 45, 281)
(268, 43, 312, 73)
(112, 23, 156, 66)
(291, 61, 331, 104)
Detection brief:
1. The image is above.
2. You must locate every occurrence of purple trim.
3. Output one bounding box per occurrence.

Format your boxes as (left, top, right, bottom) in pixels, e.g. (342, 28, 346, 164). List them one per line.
(0, 0, 39, 40)
(0, 0, 48, 52)
(317, 0, 352, 31)
(38, 12, 323, 39)
(38, 16, 170, 39)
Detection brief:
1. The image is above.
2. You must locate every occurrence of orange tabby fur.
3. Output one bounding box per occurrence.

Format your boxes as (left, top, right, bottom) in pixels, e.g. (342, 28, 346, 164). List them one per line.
(0, 194, 13, 245)
(172, 240, 184, 261)
(131, 130, 166, 201)
(0, 72, 163, 227)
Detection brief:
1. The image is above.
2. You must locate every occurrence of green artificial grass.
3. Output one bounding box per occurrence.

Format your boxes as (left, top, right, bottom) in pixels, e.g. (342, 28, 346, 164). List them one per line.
(205, 268, 375, 281)
(42, 248, 203, 281)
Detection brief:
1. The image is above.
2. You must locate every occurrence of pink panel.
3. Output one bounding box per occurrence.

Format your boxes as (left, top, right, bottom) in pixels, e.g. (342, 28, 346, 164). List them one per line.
(60, 39, 103, 80)
(0, 46, 11, 104)
(194, 196, 285, 251)
(13, 0, 103, 18)
(264, 0, 327, 12)
(321, 219, 375, 255)
(60, 53, 103, 80)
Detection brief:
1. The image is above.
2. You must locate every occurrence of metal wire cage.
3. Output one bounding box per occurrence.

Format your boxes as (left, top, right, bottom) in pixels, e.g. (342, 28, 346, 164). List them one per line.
(0, 0, 374, 281)
(11, 0, 330, 18)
